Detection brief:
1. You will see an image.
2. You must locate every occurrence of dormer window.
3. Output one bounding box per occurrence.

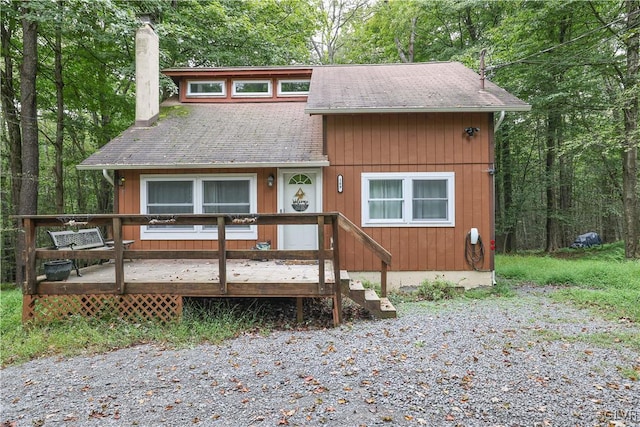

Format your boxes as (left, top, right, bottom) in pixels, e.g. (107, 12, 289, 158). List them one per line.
(232, 80, 272, 97)
(187, 80, 226, 97)
(278, 79, 310, 96)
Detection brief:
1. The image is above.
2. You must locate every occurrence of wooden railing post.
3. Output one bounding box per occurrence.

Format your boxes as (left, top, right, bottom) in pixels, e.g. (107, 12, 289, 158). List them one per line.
(23, 218, 37, 294)
(381, 261, 388, 298)
(218, 216, 227, 294)
(331, 214, 342, 326)
(317, 215, 325, 293)
(113, 217, 124, 294)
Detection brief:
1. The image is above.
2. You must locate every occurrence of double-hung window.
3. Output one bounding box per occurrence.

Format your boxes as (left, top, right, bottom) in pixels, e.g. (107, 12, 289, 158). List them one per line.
(141, 174, 257, 240)
(361, 172, 455, 227)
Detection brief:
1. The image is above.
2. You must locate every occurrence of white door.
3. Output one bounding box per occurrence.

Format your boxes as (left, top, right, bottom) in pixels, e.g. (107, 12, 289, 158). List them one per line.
(280, 171, 320, 250)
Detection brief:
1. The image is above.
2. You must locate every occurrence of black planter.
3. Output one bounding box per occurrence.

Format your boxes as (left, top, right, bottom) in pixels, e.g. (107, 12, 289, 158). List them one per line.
(44, 260, 73, 281)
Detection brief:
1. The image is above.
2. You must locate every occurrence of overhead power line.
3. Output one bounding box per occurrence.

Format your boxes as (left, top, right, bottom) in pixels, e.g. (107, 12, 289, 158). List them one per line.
(488, 8, 640, 71)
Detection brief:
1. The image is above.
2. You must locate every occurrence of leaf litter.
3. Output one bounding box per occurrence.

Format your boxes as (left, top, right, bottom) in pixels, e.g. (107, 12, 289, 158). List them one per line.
(2, 286, 639, 426)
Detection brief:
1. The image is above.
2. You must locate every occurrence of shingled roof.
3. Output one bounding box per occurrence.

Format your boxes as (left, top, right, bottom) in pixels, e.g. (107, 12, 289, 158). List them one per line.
(305, 62, 531, 114)
(78, 101, 326, 170)
(80, 62, 530, 170)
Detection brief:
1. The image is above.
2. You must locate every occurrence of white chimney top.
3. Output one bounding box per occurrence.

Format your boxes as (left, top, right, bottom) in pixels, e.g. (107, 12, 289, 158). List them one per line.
(135, 23, 159, 127)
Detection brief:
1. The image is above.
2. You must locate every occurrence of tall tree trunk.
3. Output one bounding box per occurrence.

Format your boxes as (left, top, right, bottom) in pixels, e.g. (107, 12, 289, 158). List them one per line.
(545, 16, 570, 252)
(395, 16, 416, 63)
(1, 8, 22, 282)
(1, 8, 22, 211)
(17, 5, 39, 287)
(622, 0, 639, 258)
(545, 110, 561, 252)
(54, 0, 65, 213)
(502, 134, 515, 252)
(559, 154, 572, 246)
(495, 123, 516, 253)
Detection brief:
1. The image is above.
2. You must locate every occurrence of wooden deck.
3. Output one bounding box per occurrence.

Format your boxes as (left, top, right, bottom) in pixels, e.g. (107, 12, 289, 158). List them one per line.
(35, 259, 337, 297)
(15, 213, 393, 325)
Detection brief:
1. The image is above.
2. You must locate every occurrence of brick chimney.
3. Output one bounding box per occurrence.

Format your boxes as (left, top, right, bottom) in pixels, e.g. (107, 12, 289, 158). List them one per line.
(135, 18, 159, 127)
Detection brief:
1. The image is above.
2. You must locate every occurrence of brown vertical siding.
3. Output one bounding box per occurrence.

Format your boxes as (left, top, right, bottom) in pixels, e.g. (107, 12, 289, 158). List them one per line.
(323, 112, 493, 273)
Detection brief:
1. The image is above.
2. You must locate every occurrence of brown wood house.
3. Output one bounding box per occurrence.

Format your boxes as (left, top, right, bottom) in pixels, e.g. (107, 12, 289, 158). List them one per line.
(78, 23, 530, 292)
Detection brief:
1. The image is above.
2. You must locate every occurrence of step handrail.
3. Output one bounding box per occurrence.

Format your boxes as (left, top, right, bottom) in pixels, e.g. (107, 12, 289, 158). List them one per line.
(336, 213, 391, 296)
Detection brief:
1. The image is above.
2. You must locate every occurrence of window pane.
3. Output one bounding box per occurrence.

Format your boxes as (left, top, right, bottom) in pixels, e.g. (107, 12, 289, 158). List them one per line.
(369, 200, 403, 219)
(203, 180, 250, 210)
(280, 81, 310, 93)
(413, 200, 448, 220)
(370, 180, 402, 198)
(189, 82, 223, 94)
(413, 180, 448, 220)
(148, 206, 193, 215)
(147, 181, 193, 229)
(203, 180, 251, 229)
(235, 82, 269, 93)
(148, 181, 192, 204)
(369, 180, 403, 219)
(413, 180, 446, 198)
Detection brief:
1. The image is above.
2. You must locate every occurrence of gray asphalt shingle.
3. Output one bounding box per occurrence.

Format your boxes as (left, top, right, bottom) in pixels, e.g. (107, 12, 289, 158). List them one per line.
(79, 62, 530, 170)
(305, 62, 531, 113)
(78, 102, 325, 170)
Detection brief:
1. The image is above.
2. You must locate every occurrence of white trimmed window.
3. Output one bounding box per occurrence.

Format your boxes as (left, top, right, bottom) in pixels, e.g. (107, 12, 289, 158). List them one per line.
(140, 174, 257, 240)
(186, 80, 226, 97)
(361, 172, 455, 227)
(232, 80, 272, 97)
(277, 79, 310, 96)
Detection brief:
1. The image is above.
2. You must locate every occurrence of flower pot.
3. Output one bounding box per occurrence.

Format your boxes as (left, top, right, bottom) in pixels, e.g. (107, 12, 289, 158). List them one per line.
(44, 260, 72, 281)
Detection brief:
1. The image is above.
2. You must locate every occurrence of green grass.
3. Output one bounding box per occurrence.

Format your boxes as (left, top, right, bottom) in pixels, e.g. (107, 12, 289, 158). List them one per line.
(2, 241, 637, 366)
(0, 290, 267, 367)
(533, 328, 640, 353)
(497, 241, 640, 322)
(387, 277, 515, 305)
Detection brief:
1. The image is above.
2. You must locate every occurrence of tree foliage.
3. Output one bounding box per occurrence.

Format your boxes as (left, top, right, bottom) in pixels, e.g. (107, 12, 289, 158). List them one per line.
(338, 0, 639, 257)
(0, 0, 319, 282)
(1, 0, 638, 285)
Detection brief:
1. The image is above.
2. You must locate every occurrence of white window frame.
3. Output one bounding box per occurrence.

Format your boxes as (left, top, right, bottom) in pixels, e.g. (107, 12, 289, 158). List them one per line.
(277, 79, 310, 96)
(361, 172, 455, 227)
(186, 80, 226, 97)
(140, 174, 258, 240)
(232, 79, 272, 97)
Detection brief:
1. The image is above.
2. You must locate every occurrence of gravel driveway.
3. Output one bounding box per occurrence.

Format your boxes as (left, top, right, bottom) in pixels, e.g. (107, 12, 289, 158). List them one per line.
(2, 286, 639, 426)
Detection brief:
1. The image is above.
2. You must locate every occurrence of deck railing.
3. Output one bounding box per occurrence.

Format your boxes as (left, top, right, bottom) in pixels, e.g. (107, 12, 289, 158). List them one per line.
(16, 212, 391, 325)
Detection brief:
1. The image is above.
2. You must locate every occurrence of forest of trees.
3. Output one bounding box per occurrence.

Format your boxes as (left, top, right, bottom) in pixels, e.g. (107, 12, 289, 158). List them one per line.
(1, 0, 639, 283)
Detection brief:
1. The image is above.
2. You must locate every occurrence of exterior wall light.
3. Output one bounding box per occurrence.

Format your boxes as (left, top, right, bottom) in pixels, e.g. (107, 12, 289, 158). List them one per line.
(119, 177, 126, 186)
(464, 127, 480, 137)
(267, 174, 275, 187)
(337, 174, 343, 193)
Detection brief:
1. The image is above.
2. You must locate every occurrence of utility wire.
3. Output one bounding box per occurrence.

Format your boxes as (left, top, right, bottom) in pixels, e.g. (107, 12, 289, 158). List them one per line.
(488, 8, 640, 71)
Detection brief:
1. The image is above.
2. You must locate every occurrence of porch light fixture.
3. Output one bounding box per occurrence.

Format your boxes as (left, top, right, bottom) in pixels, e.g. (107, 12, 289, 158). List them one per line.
(119, 177, 126, 186)
(267, 174, 275, 187)
(337, 174, 343, 193)
(464, 127, 480, 137)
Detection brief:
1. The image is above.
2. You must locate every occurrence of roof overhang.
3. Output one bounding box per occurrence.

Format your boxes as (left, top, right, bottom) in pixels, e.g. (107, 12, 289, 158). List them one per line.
(77, 160, 330, 171)
(305, 106, 532, 115)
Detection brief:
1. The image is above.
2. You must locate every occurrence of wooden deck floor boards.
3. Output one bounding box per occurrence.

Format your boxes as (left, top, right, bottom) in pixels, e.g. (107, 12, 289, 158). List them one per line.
(40, 259, 335, 285)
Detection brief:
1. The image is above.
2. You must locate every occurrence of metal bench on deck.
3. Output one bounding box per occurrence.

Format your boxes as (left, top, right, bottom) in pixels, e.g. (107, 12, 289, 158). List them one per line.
(48, 228, 134, 276)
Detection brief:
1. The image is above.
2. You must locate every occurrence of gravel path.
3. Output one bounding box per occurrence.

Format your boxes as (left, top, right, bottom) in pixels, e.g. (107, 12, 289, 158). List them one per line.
(2, 286, 639, 427)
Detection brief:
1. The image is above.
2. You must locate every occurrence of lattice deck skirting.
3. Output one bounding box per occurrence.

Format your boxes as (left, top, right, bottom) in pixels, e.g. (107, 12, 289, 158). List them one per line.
(22, 294, 183, 324)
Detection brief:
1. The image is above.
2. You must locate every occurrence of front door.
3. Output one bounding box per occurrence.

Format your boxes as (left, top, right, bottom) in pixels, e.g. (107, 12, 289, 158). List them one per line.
(280, 170, 321, 250)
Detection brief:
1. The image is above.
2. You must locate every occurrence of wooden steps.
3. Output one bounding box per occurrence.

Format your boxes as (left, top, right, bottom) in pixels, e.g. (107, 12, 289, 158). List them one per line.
(340, 271, 396, 319)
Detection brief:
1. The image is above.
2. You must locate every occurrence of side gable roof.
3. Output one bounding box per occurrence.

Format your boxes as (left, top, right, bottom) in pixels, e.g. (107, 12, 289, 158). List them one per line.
(305, 62, 531, 114)
(78, 101, 326, 170)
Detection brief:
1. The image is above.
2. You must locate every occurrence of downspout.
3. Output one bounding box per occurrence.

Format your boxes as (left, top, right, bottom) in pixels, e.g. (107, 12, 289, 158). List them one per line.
(102, 169, 114, 186)
(494, 110, 506, 132)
